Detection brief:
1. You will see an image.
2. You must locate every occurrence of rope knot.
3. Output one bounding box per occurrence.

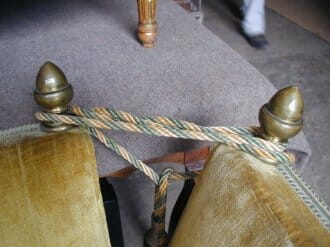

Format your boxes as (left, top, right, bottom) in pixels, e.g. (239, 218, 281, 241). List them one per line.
(158, 168, 173, 185)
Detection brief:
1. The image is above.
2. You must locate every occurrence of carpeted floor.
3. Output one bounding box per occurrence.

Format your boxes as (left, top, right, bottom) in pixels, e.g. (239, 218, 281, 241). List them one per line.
(267, 0, 330, 43)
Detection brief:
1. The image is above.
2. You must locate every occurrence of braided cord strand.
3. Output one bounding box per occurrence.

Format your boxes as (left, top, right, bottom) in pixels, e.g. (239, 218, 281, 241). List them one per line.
(88, 127, 160, 184)
(169, 171, 201, 181)
(72, 106, 286, 152)
(145, 169, 173, 247)
(35, 110, 295, 164)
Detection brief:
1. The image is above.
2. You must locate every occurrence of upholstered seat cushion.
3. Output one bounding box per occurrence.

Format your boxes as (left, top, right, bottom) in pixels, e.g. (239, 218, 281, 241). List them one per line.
(170, 144, 330, 246)
(0, 126, 111, 246)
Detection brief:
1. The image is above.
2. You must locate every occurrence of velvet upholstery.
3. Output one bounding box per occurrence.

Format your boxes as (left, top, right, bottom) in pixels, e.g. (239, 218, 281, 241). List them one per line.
(170, 144, 330, 246)
(0, 127, 111, 246)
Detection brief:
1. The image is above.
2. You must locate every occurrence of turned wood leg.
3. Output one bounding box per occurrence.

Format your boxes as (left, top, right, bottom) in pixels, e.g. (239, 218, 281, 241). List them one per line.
(137, 0, 157, 48)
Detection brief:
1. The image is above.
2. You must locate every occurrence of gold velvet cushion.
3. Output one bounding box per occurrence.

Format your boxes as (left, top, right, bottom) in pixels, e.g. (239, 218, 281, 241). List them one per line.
(170, 144, 330, 247)
(0, 126, 111, 246)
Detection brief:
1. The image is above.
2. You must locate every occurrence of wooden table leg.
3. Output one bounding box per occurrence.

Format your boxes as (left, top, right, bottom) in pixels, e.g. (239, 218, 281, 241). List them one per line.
(137, 0, 157, 48)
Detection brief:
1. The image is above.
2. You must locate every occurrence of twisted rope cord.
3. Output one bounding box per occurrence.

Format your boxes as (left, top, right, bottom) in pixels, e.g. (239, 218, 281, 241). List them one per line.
(147, 169, 199, 246)
(35, 109, 295, 164)
(169, 170, 201, 181)
(72, 107, 285, 153)
(151, 169, 173, 246)
(88, 127, 159, 183)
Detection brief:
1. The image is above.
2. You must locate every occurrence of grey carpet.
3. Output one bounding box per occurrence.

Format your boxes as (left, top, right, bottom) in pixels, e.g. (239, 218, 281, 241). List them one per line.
(267, 0, 330, 42)
(0, 0, 310, 176)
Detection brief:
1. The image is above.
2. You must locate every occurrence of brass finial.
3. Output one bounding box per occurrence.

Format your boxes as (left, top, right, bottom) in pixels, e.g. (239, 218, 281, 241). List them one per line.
(33, 61, 74, 132)
(259, 86, 304, 143)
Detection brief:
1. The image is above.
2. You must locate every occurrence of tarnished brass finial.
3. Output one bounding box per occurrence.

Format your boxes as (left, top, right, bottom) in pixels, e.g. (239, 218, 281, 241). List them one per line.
(33, 61, 74, 132)
(259, 86, 304, 143)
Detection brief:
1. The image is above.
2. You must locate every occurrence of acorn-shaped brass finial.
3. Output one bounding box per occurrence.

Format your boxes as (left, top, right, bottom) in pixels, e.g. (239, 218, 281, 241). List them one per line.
(259, 86, 304, 143)
(34, 62, 74, 132)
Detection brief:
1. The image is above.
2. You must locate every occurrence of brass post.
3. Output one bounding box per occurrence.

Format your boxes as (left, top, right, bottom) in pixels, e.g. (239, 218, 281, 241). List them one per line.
(33, 61, 74, 132)
(259, 86, 304, 143)
(137, 0, 157, 48)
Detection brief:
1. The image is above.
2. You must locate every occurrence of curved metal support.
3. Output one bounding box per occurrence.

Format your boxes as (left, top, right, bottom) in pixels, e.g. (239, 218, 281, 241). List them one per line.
(33, 61, 74, 132)
(137, 0, 157, 48)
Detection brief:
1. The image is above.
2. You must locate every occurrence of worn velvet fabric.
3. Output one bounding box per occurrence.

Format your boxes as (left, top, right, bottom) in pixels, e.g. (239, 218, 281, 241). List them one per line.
(170, 144, 330, 246)
(0, 127, 111, 246)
